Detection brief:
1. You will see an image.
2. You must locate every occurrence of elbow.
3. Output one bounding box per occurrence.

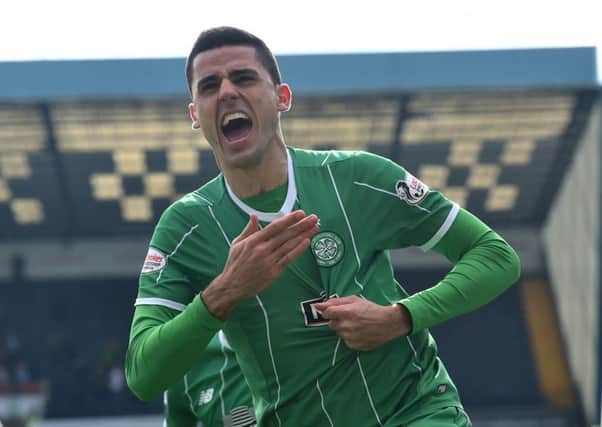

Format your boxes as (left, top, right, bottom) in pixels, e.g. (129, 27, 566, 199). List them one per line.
(125, 350, 160, 401)
(505, 243, 522, 287)
(126, 371, 152, 401)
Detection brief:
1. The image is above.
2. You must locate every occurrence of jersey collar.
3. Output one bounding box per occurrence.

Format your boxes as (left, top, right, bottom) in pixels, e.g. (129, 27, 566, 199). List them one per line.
(224, 148, 297, 223)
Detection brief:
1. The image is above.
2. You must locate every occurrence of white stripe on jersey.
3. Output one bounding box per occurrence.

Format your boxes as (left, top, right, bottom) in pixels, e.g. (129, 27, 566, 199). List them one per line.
(209, 206, 232, 245)
(316, 378, 334, 427)
(327, 164, 364, 290)
(163, 392, 168, 427)
(352, 181, 397, 197)
(405, 336, 424, 376)
(208, 215, 238, 421)
(218, 338, 229, 418)
(183, 373, 195, 415)
(356, 356, 383, 427)
(135, 297, 186, 312)
(218, 330, 233, 350)
(419, 202, 460, 251)
(256, 295, 283, 427)
(331, 338, 341, 367)
(156, 224, 199, 285)
(191, 192, 214, 206)
(320, 150, 333, 166)
(353, 181, 432, 214)
(460, 406, 472, 425)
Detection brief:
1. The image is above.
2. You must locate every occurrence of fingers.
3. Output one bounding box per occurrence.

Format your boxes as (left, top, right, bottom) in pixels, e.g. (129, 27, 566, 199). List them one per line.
(259, 210, 311, 240)
(315, 296, 357, 311)
(275, 237, 311, 268)
(269, 214, 319, 249)
(244, 211, 318, 263)
(233, 214, 259, 244)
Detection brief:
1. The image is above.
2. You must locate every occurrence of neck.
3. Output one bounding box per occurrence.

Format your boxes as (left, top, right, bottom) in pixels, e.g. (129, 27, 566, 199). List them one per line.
(223, 143, 288, 198)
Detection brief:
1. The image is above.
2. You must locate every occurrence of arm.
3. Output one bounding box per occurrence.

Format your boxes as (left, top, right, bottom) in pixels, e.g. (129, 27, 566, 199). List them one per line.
(125, 297, 222, 400)
(399, 208, 521, 333)
(317, 208, 520, 348)
(316, 154, 520, 349)
(126, 211, 319, 399)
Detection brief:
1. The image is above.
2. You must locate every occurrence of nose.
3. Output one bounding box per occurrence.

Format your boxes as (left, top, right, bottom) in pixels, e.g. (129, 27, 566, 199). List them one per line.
(218, 78, 238, 101)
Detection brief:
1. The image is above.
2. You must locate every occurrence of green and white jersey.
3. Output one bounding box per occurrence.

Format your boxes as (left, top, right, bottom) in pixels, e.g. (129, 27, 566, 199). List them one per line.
(164, 331, 256, 427)
(137, 147, 462, 426)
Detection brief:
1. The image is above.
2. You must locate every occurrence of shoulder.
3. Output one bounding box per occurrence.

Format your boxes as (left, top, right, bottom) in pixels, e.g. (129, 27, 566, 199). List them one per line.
(289, 147, 393, 169)
(160, 176, 224, 220)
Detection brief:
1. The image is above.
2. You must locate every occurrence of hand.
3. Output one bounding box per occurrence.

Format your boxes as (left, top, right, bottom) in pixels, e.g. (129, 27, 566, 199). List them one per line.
(314, 295, 412, 351)
(202, 210, 319, 319)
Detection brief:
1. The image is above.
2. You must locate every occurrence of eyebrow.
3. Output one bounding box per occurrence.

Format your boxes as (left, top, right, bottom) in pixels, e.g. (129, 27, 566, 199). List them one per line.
(230, 68, 259, 79)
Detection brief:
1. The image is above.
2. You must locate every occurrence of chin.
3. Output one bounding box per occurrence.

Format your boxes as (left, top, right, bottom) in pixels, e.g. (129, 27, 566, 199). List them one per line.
(224, 148, 264, 170)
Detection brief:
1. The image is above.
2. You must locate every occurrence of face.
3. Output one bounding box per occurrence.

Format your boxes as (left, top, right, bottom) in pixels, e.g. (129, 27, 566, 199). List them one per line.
(188, 45, 291, 171)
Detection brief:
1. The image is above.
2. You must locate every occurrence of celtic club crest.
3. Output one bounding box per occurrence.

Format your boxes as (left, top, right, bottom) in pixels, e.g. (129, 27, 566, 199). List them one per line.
(311, 231, 344, 267)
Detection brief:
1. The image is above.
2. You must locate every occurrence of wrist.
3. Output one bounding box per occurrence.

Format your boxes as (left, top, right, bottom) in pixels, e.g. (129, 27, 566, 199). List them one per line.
(201, 274, 242, 320)
(393, 303, 413, 337)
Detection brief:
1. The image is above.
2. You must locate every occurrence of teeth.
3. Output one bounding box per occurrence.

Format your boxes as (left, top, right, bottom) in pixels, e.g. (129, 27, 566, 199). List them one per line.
(222, 112, 249, 126)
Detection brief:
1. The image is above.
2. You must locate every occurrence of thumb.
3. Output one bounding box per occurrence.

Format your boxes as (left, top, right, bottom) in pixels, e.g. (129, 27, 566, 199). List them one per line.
(233, 214, 259, 244)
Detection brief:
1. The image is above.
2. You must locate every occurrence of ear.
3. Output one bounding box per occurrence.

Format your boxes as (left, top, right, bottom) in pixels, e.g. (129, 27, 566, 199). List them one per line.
(189, 103, 201, 129)
(276, 83, 292, 112)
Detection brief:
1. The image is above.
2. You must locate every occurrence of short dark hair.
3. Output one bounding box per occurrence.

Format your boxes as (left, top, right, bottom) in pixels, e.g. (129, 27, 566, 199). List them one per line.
(185, 26, 282, 96)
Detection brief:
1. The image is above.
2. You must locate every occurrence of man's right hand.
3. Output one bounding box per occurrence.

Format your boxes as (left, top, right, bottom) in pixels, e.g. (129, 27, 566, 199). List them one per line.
(201, 210, 319, 319)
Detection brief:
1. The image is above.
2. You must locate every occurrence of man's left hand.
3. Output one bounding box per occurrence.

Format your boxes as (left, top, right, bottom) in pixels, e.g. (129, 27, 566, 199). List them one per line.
(314, 295, 412, 351)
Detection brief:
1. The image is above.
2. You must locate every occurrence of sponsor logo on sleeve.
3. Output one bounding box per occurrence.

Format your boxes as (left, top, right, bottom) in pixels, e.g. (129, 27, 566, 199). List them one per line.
(395, 172, 429, 205)
(140, 247, 166, 274)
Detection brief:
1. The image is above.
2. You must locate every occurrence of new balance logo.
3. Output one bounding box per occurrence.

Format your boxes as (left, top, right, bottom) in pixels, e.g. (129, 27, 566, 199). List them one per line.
(198, 388, 214, 405)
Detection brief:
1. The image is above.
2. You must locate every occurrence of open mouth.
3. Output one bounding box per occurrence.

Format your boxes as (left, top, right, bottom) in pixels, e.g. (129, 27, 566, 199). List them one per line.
(221, 112, 253, 143)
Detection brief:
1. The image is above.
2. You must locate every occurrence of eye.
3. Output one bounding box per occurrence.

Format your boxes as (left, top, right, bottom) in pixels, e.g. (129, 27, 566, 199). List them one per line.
(199, 82, 218, 94)
(234, 74, 255, 85)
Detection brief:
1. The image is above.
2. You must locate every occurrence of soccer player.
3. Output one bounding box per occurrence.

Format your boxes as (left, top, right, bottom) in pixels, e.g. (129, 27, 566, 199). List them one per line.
(164, 331, 256, 427)
(126, 26, 521, 426)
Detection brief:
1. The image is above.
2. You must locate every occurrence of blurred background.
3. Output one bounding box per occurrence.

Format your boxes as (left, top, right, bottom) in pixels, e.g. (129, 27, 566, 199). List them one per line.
(0, 1, 601, 426)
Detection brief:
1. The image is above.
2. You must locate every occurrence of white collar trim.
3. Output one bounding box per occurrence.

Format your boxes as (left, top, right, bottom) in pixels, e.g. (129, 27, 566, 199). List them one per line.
(225, 149, 297, 223)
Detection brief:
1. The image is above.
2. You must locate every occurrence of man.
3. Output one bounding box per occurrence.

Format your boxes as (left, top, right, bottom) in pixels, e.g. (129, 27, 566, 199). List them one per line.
(164, 332, 256, 427)
(126, 26, 520, 426)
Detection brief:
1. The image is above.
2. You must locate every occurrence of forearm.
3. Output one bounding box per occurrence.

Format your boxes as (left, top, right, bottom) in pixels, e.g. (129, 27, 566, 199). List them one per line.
(125, 295, 223, 399)
(400, 210, 521, 333)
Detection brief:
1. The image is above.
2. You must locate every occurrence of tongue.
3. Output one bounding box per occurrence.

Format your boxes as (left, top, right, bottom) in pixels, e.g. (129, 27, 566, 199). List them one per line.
(223, 121, 252, 142)
(225, 126, 251, 142)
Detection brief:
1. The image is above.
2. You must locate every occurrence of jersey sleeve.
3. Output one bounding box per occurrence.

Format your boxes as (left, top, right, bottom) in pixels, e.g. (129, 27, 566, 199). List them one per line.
(126, 299, 224, 400)
(351, 152, 458, 250)
(136, 202, 206, 309)
(399, 209, 521, 333)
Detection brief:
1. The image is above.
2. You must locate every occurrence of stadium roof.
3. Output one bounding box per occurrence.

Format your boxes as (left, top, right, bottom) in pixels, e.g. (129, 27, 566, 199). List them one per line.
(0, 47, 597, 100)
(0, 47, 599, 241)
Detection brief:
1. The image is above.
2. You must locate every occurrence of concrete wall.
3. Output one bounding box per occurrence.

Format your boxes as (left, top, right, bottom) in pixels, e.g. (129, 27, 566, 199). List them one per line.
(543, 100, 601, 424)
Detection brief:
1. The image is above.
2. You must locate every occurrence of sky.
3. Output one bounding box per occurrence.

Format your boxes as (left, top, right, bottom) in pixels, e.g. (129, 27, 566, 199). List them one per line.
(2, 0, 601, 80)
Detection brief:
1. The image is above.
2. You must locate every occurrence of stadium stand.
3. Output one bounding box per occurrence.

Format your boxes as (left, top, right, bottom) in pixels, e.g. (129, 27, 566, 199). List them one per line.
(0, 47, 600, 426)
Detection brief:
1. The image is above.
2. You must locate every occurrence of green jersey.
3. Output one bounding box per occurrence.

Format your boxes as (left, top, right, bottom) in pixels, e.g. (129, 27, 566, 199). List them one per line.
(137, 148, 464, 426)
(164, 331, 255, 427)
